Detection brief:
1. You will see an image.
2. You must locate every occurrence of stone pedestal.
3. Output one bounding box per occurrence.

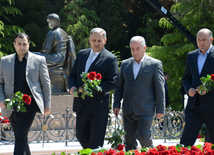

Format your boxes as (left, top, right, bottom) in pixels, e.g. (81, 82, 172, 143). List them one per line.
(50, 95, 74, 114)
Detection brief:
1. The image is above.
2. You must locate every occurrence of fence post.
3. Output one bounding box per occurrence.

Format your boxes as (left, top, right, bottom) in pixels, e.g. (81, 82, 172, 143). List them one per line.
(65, 107, 69, 146)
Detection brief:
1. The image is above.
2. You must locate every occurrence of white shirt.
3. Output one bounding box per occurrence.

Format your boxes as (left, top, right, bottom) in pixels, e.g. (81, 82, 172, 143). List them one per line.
(133, 56, 145, 80)
(90, 49, 100, 62)
(85, 49, 101, 72)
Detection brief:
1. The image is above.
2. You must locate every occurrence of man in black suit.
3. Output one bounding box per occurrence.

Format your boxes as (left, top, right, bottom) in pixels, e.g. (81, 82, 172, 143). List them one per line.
(180, 28, 214, 146)
(164, 72, 169, 108)
(69, 27, 118, 149)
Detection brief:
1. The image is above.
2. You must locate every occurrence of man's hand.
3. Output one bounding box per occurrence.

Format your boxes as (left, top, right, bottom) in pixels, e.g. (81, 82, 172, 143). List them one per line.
(69, 86, 78, 97)
(113, 108, 120, 116)
(195, 86, 208, 95)
(0, 101, 6, 109)
(188, 88, 197, 97)
(42, 108, 50, 117)
(156, 113, 164, 119)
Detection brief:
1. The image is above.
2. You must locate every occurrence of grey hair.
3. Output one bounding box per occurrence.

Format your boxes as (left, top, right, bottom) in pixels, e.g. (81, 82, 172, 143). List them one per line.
(90, 27, 107, 39)
(130, 36, 146, 47)
(197, 28, 213, 38)
(47, 13, 60, 26)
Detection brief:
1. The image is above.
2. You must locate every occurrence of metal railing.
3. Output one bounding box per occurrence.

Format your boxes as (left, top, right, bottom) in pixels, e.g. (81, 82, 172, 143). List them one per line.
(0, 107, 184, 145)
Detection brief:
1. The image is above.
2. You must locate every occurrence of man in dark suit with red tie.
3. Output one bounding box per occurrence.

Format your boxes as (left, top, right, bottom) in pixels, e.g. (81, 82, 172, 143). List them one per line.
(69, 27, 118, 149)
(180, 28, 214, 146)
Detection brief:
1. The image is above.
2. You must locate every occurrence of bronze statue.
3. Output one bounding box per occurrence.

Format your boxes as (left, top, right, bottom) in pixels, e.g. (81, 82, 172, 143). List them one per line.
(35, 13, 76, 93)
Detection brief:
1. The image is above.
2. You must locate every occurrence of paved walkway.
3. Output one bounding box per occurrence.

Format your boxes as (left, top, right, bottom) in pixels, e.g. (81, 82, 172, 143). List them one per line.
(0, 139, 204, 155)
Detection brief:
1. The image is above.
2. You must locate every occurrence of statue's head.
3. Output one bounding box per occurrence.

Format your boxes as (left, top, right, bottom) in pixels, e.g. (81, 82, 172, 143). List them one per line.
(47, 13, 60, 29)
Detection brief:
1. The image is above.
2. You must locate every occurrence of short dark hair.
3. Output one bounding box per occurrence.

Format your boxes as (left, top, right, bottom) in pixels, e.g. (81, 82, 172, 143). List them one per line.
(164, 71, 169, 76)
(14, 33, 30, 42)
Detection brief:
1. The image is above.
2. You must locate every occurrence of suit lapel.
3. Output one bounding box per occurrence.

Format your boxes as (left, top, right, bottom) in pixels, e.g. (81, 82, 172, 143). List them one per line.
(83, 49, 91, 72)
(200, 46, 214, 75)
(127, 59, 135, 81)
(10, 54, 16, 83)
(135, 54, 148, 80)
(192, 51, 199, 76)
(26, 52, 32, 76)
(88, 48, 105, 72)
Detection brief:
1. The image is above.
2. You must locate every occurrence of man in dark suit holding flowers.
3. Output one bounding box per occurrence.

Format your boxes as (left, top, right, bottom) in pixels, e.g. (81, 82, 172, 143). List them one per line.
(180, 28, 214, 146)
(69, 27, 118, 149)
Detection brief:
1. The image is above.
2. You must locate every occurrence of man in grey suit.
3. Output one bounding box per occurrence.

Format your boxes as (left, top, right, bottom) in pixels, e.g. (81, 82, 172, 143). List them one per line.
(0, 33, 51, 155)
(113, 36, 165, 151)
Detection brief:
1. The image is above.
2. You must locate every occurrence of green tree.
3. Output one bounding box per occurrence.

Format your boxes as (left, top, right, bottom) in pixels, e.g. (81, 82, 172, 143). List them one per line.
(5, 0, 65, 52)
(147, 0, 214, 110)
(86, 0, 126, 52)
(60, 0, 100, 53)
(0, 0, 23, 56)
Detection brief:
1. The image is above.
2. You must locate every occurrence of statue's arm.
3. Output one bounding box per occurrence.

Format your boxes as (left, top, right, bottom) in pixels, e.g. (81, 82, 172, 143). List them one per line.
(40, 31, 55, 54)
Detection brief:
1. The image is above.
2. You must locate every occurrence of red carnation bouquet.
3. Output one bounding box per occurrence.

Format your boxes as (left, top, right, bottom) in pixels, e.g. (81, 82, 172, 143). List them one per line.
(73, 71, 102, 99)
(5, 91, 31, 112)
(198, 74, 214, 94)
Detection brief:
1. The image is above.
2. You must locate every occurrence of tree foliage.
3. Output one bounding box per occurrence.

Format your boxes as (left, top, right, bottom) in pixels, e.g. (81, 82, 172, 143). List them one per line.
(147, 0, 214, 110)
(0, 0, 23, 56)
(3, 0, 65, 53)
(60, 0, 100, 53)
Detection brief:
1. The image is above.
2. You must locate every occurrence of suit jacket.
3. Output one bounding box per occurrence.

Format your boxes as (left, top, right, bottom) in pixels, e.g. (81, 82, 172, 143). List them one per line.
(113, 54, 165, 116)
(0, 52, 51, 117)
(182, 46, 214, 111)
(69, 48, 118, 114)
(165, 82, 169, 108)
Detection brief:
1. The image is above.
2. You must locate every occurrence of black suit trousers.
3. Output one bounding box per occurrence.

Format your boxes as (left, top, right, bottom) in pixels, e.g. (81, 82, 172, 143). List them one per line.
(76, 110, 108, 149)
(180, 105, 214, 146)
(9, 102, 38, 155)
(123, 112, 153, 151)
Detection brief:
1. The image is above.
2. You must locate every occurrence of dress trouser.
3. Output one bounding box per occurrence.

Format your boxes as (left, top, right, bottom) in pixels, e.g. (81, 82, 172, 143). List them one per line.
(123, 112, 153, 151)
(9, 104, 37, 155)
(76, 110, 108, 149)
(180, 106, 214, 146)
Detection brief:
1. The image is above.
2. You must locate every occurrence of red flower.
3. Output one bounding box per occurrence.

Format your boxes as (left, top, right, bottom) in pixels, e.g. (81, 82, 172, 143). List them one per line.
(211, 74, 214, 81)
(96, 73, 102, 80)
(197, 134, 201, 139)
(117, 144, 125, 151)
(162, 150, 170, 155)
(116, 151, 125, 155)
(91, 153, 96, 155)
(97, 152, 103, 155)
(22, 94, 31, 105)
(156, 145, 167, 151)
(87, 71, 96, 80)
(107, 149, 117, 155)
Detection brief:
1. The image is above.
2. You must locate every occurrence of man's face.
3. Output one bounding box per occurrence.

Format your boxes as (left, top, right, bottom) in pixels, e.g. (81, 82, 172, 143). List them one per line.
(130, 40, 146, 63)
(197, 31, 213, 54)
(89, 32, 107, 52)
(13, 37, 29, 57)
(164, 74, 169, 81)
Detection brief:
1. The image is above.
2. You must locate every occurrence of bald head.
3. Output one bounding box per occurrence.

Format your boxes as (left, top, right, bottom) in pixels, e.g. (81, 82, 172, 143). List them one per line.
(197, 28, 213, 54)
(197, 28, 213, 38)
